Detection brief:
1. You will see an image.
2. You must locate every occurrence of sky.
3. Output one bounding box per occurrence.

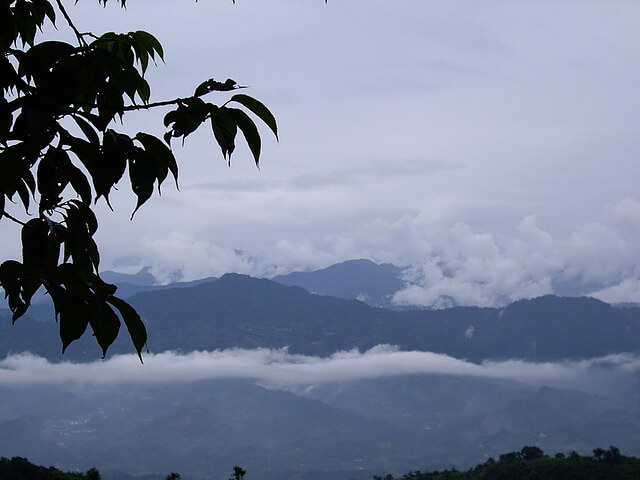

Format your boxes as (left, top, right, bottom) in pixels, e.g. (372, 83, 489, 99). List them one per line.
(2, 1, 640, 307)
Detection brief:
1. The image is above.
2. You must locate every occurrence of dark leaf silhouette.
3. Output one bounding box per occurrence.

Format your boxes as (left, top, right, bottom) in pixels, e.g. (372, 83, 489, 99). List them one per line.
(0, 0, 280, 358)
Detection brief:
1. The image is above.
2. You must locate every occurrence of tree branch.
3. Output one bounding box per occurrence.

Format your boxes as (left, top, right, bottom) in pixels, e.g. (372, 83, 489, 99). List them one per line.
(120, 97, 193, 112)
(55, 0, 88, 48)
(1, 211, 27, 226)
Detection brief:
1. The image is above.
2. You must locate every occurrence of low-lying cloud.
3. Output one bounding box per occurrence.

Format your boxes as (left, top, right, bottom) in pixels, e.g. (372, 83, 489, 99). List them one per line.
(2, 347, 638, 397)
(102, 198, 640, 308)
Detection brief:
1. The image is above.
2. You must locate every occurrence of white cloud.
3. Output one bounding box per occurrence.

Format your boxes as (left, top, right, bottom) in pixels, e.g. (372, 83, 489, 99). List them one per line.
(1, 348, 639, 398)
(391, 203, 640, 307)
(589, 279, 640, 305)
(100, 197, 640, 306)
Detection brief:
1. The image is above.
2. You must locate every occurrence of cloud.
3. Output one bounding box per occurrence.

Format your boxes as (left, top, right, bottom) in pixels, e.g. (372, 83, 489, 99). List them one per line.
(1, 347, 639, 398)
(589, 279, 640, 305)
(100, 196, 640, 306)
(391, 202, 640, 307)
(392, 219, 554, 308)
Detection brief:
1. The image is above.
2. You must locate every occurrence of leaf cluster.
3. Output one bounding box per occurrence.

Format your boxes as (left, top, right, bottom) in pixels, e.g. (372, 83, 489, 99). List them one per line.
(164, 88, 277, 165)
(1, 0, 277, 359)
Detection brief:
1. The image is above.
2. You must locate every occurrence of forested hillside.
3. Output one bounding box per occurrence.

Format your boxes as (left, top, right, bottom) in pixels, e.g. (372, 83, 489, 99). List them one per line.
(2, 274, 640, 362)
(383, 446, 640, 480)
(0, 456, 98, 480)
(5, 446, 640, 480)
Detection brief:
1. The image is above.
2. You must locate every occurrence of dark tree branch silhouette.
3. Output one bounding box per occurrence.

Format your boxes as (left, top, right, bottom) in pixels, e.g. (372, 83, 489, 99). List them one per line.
(0, 0, 278, 360)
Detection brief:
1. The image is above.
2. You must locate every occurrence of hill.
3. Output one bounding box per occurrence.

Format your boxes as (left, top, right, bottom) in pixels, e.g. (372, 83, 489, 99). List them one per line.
(272, 259, 406, 308)
(386, 446, 640, 480)
(2, 274, 640, 362)
(0, 456, 97, 480)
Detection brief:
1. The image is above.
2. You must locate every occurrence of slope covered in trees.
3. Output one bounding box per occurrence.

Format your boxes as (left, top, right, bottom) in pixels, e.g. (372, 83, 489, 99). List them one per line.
(2, 274, 639, 362)
(0, 456, 97, 480)
(382, 446, 640, 480)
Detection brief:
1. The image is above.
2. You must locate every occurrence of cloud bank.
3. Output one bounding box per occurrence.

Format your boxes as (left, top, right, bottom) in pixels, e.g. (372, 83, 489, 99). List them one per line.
(2, 347, 638, 397)
(105, 198, 640, 308)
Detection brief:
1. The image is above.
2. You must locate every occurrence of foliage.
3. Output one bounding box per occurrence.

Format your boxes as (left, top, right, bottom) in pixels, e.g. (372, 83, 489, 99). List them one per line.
(0, 0, 277, 359)
(0, 456, 93, 480)
(230, 466, 247, 480)
(380, 446, 640, 480)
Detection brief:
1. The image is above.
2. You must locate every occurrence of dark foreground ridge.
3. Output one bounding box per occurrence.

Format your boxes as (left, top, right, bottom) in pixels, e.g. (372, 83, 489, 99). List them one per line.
(382, 446, 640, 480)
(0, 456, 98, 480)
(5, 446, 640, 480)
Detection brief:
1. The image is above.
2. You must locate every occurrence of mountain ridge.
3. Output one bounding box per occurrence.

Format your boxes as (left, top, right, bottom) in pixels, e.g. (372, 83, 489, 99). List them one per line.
(2, 273, 639, 363)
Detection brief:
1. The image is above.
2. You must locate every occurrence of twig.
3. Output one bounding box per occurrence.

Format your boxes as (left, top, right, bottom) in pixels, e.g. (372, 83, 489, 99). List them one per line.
(55, 0, 88, 48)
(1, 211, 27, 226)
(120, 97, 191, 111)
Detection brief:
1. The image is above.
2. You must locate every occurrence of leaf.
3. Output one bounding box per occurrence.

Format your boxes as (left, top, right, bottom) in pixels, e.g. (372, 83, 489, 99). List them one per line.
(51, 288, 90, 354)
(131, 30, 164, 61)
(0, 97, 13, 143)
(128, 147, 156, 217)
(50, 262, 91, 298)
(133, 44, 149, 74)
(60, 202, 99, 275)
(0, 260, 23, 284)
(96, 81, 125, 127)
(0, 260, 28, 322)
(210, 107, 238, 162)
(136, 132, 179, 189)
(94, 129, 132, 205)
(16, 178, 31, 213)
(66, 160, 93, 205)
(194, 78, 238, 97)
(77, 203, 98, 237)
(33, 0, 56, 24)
(163, 98, 208, 140)
(41, 147, 92, 207)
(37, 147, 71, 212)
(88, 297, 121, 358)
(68, 137, 115, 204)
(226, 108, 261, 166)
(73, 115, 100, 146)
(18, 41, 76, 80)
(137, 77, 151, 104)
(230, 94, 278, 140)
(89, 274, 117, 299)
(107, 296, 147, 361)
(21, 218, 46, 271)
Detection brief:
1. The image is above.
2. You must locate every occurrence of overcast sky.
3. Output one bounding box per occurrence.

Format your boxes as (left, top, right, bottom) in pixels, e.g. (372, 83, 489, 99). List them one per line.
(3, 1, 640, 307)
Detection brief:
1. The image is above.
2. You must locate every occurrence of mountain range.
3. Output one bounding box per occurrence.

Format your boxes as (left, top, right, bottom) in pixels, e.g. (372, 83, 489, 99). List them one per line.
(1, 262, 639, 480)
(3, 271, 640, 362)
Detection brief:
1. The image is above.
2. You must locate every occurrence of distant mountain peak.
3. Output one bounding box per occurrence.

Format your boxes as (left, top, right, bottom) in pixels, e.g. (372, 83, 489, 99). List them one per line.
(100, 266, 156, 286)
(272, 259, 405, 308)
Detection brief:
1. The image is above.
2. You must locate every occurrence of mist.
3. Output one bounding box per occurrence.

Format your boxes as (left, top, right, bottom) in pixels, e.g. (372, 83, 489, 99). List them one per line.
(2, 346, 638, 399)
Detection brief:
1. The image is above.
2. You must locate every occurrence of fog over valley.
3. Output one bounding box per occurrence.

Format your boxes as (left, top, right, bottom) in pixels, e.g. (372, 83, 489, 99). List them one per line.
(1, 348, 639, 399)
(0, 347, 638, 480)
